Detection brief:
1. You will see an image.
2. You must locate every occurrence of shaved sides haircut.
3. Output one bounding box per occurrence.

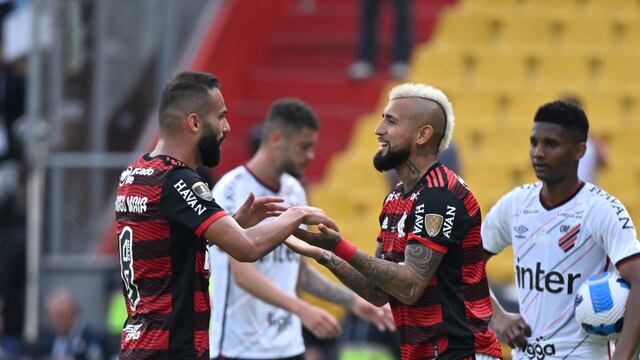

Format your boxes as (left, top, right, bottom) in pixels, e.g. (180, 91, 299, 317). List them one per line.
(159, 71, 221, 130)
(389, 83, 455, 154)
(262, 98, 319, 141)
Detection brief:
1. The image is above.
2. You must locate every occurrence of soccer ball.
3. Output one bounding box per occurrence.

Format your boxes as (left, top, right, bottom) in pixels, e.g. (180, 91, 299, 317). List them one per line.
(574, 271, 630, 340)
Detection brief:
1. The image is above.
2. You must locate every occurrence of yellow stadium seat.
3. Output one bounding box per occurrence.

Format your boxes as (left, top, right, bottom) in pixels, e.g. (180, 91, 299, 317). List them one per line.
(621, 21, 640, 54)
(533, 54, 595, 92)
(409, 49, 469, 89)
(471, 53, 531, 91)
(597, 55, 640, 92)
(522, 0, 584, 17)
(561, 17, 616, 55)
(431, 11, 502, 52)
(584, 0, 640, 18)
(499, 14, 559, 54)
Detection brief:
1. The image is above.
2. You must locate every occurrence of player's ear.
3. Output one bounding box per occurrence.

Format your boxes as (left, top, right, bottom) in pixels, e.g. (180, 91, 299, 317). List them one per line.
(416, 124, 434, 146)
(186, 113, 200, 133)
(574, 141, 587, 162)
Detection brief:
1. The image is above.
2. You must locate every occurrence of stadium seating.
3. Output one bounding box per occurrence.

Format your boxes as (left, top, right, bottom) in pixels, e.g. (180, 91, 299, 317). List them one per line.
(311, 0, 640, 298)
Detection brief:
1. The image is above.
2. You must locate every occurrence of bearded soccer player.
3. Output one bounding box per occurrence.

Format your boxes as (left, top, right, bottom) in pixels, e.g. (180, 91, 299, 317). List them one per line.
(287, 83, 502, 359)
(114, 71, 336, 359)
(482, 101, 640, 360)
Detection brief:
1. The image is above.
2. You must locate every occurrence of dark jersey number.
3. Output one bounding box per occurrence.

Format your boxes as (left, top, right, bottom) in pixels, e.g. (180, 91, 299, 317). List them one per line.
(119, 226, 140, 310)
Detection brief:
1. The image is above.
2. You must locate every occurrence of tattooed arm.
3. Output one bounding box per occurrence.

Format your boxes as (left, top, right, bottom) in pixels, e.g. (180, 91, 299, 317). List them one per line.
(297, 258, 356, 308)
(286, 237, 389, 306)
(298, 257, 396, 330)
(348, 242, 443, 305)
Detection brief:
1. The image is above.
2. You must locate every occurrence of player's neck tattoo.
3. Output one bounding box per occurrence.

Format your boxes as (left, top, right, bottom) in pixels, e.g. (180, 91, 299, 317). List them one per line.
(407, 160, 421, 175)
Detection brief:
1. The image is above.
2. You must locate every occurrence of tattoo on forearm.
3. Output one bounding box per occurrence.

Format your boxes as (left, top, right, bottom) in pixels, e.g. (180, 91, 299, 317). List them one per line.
(319, 251, 388, 305)
(298, 260, 355, 308)
(351, 253, 400, 282)
(349, 243, 443, 303)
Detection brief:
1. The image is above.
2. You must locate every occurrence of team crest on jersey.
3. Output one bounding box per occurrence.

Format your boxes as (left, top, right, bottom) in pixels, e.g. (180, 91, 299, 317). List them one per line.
(425, 214, 444, 237)
(192, 181, 213, 201)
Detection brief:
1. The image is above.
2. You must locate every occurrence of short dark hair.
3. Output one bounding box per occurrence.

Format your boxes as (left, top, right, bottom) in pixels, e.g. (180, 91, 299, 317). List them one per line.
(262, 99, 319, 141)
(159, 71, 220, 129)
(534, 100, 589, 143)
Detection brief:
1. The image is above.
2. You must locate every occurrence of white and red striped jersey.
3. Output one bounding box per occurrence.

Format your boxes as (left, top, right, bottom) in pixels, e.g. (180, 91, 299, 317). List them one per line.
(482, 181, 640, 359)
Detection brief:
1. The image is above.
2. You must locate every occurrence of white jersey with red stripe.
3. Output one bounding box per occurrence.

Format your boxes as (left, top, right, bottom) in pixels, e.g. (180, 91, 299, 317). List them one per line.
(208, 166, 307, 359)
(482, 181, 640, 360)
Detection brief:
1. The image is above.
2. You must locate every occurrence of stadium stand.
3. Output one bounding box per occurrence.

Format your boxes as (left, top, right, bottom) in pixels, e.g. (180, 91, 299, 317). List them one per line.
(309, 1, 640, 356)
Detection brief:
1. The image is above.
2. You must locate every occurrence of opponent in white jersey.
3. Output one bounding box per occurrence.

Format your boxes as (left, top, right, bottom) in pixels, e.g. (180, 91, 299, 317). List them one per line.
(482, 100, 640, 360)
(209, 99, 394, 360)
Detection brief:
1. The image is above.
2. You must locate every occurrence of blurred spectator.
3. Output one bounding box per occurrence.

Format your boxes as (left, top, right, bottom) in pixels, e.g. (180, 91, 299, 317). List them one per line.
(0, 300, 23, 359)
(39, 287, 106, 360)
(347, 0, 413, 80)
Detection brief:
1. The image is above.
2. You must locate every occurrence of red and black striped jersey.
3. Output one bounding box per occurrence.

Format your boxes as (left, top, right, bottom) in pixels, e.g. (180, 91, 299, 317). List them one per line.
(115, 154, 227, 360)
(378, 162, 502, 360)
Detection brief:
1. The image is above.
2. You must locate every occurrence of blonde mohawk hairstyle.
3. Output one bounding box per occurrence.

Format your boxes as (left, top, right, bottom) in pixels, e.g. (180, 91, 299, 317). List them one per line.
(389, 83, 455, 154)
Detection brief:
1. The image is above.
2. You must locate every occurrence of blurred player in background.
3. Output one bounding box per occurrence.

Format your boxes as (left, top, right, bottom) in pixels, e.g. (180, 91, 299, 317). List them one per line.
(115, 71, 337, 360)
(209, 98, 395, 360)
(287, 83, 502, 360)
(482, 100, 640, 359)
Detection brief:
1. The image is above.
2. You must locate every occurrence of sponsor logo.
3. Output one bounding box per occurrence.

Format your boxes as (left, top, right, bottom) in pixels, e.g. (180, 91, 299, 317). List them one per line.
(384, 192, 401, 203)
(268, 312, 293, 333)
(191, 181, 213, 201)
(115, 195, 148, 214)
(514, 225, 529, 239)
(519, 208, 539, 215)
(412, 203, 425, 234)
(123, 324, 142, 342)
(442, 205, 456, 238)
(559, 224, 570, 233)
(174, 179, 207, 215)
(524, 342, 556, 360)
(425, 214, 444, 237)
(397, 212, 407, 237)
(557, 211, 583, 220)
(590, 186, 634, 229)
(119, 167, 155, 186)
(515, 261, 581, 294)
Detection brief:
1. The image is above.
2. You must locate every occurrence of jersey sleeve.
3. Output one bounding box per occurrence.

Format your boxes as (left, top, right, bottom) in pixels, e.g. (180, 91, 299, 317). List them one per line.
(161, 167, 228, 237)
(407, 187, 472, 253)
(481, 190, 515, 254)
(591, 197, 640, 268)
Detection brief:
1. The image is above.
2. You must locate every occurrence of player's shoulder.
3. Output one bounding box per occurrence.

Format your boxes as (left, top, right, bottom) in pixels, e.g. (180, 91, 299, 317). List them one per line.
(281, 173, 304, 191)
(507, 181, 542, 200)
(580, 183, 632, 219)
(213, 166, 250, 191)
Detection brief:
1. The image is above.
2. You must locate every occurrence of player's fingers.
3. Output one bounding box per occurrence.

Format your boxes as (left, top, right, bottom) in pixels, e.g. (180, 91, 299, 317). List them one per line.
(265, 203, 289, 212)
(520, 322, 532, 337)
(255, 196, 284, 204)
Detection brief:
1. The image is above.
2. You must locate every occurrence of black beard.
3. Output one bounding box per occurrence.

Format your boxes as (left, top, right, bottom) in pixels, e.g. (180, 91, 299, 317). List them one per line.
(373, 144, 411, 172)
(198, 124, 221, 167)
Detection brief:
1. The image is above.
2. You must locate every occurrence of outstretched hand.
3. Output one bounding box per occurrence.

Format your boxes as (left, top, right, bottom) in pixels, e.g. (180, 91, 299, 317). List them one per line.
(284, 236, 324, 260)
(493, 311, 532, 350)
(233, 193, 288, 228)
(296, 206, 339, 232)
(293, 223, 341, 250)
(351, 299, 396, 332)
